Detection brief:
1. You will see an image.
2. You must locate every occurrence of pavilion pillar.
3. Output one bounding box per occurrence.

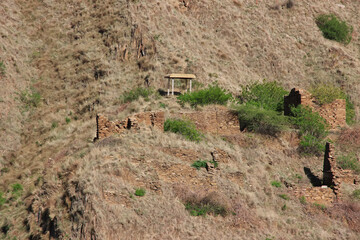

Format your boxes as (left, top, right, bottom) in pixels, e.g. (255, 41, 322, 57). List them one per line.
(172, 78, 174, 95)
(167, 78, 170, 96)
(190, 79, 192, 92)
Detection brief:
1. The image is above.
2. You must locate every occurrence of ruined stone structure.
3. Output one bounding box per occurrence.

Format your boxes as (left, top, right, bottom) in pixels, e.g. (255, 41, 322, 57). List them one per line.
(292, 186, 335, 206)
(174, 106, 240, 135)
(284, 88, 346, 129)
(95, 106, 240, 141)
(323, 142, 359, 198)
(95, 112, 165, 141)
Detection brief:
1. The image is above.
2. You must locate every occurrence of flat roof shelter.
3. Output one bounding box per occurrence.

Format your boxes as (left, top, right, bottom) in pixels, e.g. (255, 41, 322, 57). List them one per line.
(164, 74, 196, 96)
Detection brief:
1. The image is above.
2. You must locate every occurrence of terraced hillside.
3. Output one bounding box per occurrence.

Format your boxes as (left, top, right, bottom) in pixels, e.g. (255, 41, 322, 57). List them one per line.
(0, 0, 360, 239)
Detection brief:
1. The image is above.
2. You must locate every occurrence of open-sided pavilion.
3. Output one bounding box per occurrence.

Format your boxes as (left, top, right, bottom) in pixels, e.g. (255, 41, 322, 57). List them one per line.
(164, 73, 196, 96)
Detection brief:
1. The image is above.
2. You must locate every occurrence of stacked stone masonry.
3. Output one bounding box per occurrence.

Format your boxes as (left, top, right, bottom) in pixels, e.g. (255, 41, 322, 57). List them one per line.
(284, 88, 346, 129)
(95, 106, 240, 141)
(292, 187, 335, 206)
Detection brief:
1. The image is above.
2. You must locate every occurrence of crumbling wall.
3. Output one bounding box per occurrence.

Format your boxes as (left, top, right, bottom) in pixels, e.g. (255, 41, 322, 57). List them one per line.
(284, 88, 346, 128)
(292, 187, 335, 206)
(95, 112, 165, 141)
(174, 106, 240, 135)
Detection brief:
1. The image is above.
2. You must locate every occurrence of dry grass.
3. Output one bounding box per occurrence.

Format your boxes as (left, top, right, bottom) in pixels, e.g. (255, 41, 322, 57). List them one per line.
(1, 0, 360, 239)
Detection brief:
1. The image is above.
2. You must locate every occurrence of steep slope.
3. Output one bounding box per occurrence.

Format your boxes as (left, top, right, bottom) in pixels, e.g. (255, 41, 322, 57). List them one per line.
(0, 0, 360, 239)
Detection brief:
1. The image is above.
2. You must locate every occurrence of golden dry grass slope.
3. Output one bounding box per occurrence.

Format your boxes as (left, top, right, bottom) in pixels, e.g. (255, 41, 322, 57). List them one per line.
(0, 0, 360, 239)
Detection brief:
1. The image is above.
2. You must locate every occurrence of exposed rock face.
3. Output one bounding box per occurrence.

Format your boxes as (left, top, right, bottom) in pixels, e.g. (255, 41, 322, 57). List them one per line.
(284, 88, 346, 129)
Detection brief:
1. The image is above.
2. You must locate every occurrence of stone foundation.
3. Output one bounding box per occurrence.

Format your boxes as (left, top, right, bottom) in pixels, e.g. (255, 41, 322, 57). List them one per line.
(292, 187, 335, 206)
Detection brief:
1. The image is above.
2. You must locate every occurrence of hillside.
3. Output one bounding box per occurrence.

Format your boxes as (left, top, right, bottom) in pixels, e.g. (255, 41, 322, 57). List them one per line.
(0, 0, 360, 239)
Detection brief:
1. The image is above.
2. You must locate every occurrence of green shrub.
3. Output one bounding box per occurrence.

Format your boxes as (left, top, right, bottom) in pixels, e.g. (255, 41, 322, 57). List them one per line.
(191, 160, 208, 170)
(299, 196, 306, 205)
(316, 14, 353, 44)
(313, 203, 327, 211)
(235, 105, 289, 136)
(281, 204, 287, 211)
(17, 88, 42, 110)
(0, 61, 5, 76)
(185, 202, 227, 217)
(121, 87, 153, 103)
(11, 183, 23, 198)
(177, 83, 232, 107)
(352, 189, 360, 200)
(65, 117, 71, 124)
(291, 106, 328, 138)
(271, 181, 282, 188)
(337, 153, 360, 173)
(310, 84, 355, 124)
(164, 119, 203, 142)
(191, 160, 218, 170)
(134, 188, 146, 197)
(279, 194, 290, 200)
(51, 122, 58, 129)
(0, 192, 6, 206)
(299, 134, 325, 156)
(238, 81, 287, 111)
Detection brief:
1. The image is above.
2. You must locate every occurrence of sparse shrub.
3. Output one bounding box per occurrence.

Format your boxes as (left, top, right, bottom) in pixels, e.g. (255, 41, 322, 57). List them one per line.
(313, 203, 327, 211)
(51, 122, 58, 129)
(121, 87, 153, 103)
(316, 14, 353, 44)
(299, 196, 306, 204)
(177, 82, 232, 107)
(159, 102, 167, 109)
(185, 202, 227, 217)
(65, 117, 71, 124)
(17, 88, 42, 110)
(271, 181, 282, 188)
(134, 188, 146, 197)
(164, 119, 203, 142)
(11, 183, 23, 199)
(352, 189, 360, 200)
(337, 153, 360, 173)
(235, 105, 289, 136)
(191, 160, 207, 170)
(281, 204, 287, 211)
(238, 81, 287, 111)
(279, 194, 290, 200)
(0, 192, 6, 206)
(0, 61, 5, 76)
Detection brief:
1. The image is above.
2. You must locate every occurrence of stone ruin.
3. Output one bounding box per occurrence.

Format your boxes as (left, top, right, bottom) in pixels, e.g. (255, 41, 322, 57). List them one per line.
(293, 142, 359, 205)
(95, 106, 240, 141)
(284, 88, 346, 129)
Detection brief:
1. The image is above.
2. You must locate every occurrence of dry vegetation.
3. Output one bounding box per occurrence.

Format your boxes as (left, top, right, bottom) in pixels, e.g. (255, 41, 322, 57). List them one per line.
(0, 0, 360, 239)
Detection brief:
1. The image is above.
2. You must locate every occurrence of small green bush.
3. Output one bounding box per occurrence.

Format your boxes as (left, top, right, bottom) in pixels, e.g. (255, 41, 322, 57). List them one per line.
(11, 183, 23, 198)
(291, 106, 328, 138)
(313, 203, 327, 211)
(299, 134, 325, 156)
(352, 189, 360, 200)
(271, 181, 282, 188)
(238, 81, 287, 111)
(0, 61, 5, 76)
(65, 117, 71, 124)
(299, 196, 306, 205)
(17, 88, 42, 110)
(0, 192, 6, 206)
(164, 119, 203, 142)
(134, 188, 146, 197)
(51, 122, 58, 129)
(191, 160, 208, 170)
(279, 194, 290, 200)
(121, 87, 153, 103)
(316, 14, 353, 44)
(177, 83, 232, 107)
(185, 202, 227, 217)
(235, 105, 289, 136)
(337, 153, 360, 173)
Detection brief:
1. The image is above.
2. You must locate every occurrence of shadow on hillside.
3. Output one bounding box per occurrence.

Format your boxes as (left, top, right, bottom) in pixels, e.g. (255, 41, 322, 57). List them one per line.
(304, 167, 322, 187)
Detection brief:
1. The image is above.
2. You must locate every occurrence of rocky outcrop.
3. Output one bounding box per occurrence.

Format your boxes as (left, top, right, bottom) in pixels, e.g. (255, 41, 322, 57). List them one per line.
(284, 88, 346, 129)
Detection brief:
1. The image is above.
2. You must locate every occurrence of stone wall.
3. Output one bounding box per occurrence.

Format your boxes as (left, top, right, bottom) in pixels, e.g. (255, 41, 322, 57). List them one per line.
(292, 187, 335, 206)
(95, 112, 165, 141)
(284, 88, 346, 129)
(174, 106, 240, 135)
(95, 106, 240, 141)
